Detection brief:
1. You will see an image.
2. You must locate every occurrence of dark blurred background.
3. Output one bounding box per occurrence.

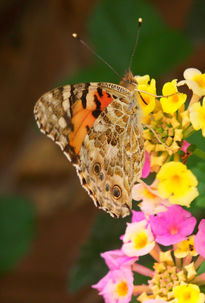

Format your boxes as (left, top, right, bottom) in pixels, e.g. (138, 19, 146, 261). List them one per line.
(0, 0, 204, 302)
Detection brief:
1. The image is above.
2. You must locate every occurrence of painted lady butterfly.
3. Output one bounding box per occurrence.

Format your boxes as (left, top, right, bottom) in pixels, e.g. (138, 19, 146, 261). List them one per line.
(34, 28, 145, 218)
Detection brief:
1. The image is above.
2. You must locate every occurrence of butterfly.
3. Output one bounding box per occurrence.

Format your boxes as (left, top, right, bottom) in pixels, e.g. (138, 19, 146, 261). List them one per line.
(33, 20, 146, 218)
(34, 69, 144, 218)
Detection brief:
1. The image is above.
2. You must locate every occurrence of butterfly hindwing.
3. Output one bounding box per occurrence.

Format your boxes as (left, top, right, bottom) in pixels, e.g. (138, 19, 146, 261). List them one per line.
(78, 92, 144, 217)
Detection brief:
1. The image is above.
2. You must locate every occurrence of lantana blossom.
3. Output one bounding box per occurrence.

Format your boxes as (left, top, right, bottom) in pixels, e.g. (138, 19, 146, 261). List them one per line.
(131, 210, 145, 223)
(122, 220, 155, 257)
(178, 68, 205, 97)
(180, 140, 191, 153)
(92, 267, 134, 303)
(173, 284, 205, 303)
(156, 161, 199, 207)
(189, 97, 205, 137)
(135, 74, 156, 115)
(160, 79, 187, 114)
(132, 181, 171, 215)
(194, 219, 205, 258)
(149, 205, 196, 245)
(174, 235, 197, 258)
(101, 249, 138, 270)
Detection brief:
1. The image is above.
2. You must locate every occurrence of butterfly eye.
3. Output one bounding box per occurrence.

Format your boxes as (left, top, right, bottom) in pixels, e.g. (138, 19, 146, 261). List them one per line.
(112, 185, 122, 200)
(93, 162, 101, 175)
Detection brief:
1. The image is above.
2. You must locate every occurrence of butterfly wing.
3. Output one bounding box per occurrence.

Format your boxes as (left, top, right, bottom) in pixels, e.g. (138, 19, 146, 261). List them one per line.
(34, 82, 144, 218)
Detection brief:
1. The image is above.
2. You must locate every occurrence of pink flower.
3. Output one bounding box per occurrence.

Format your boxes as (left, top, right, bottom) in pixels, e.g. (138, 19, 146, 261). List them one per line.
(181, 140, 191, 153)
(131, 210, 145, 223)
(149, 205, 196, 245)
(101, 249, 138, 270)
(194, 219, 205, 258)
(142, 151, 151, 178)
(92, 267, 134, 303)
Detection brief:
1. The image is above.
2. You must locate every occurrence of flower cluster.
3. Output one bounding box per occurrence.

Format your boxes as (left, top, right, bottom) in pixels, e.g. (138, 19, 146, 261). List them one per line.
(93, 207, 205, 303)
(93, 68, 205, 303)
(137, 68, 205, 174)
(134, 68, 205, 210)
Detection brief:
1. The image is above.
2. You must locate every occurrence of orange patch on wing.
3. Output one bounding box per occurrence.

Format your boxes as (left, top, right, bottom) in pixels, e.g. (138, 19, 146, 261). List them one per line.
(69, 109, 95, 154)
(94, 90, 113, 110)
(69, 91, 113, 154)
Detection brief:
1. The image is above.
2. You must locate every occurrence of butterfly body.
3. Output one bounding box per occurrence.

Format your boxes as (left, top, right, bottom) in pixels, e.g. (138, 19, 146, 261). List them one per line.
(34, 72, 144, 217)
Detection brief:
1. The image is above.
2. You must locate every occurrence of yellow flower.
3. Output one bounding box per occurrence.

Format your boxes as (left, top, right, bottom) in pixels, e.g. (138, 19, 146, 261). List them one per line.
(135, 75, 156, 115)
(189, 97, 205, 136)
(180, 68, 205, 97)
(174, 236, 197, 258)
(156, 162, 198, 207)
(135, 74, 150, 85)
(160, 80, 187, 114)
(173, 284, 205, 303)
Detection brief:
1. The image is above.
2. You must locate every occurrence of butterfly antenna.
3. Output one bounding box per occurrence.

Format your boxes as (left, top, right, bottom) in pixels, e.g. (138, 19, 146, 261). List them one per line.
(128, 17, 143, 71)
(72, 33, 121, 79)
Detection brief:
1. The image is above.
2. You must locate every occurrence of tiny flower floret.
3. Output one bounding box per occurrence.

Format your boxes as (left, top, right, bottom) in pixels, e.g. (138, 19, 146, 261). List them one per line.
(173, 284, 205, 303)
(132, 182, 170, 215)
(122, 220, 155, 257)
(194, 219, 205, 258)
(135, 75, 156, 115)
(131, 210, 146, 223)
(149, 205, 196, 245)
(160, 79, 187, 114)
(92, 267, 133, 303)
(189, 97, 205, 137)
(156, 161, 199, 207)
(174, 236, 197, 258)
(180, 140, 191, 153)
(101, 249, 138, 270)
(181, 68, 205, 97)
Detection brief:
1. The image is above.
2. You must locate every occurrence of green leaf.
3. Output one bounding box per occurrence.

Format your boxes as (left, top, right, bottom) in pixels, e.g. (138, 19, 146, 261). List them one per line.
(198, 263, 205, 293)
(188, 131, 205, 152)
(197, 261, 205, 275)
(88, 0, 192, 78)
(187, 131, 205, 212)
(189, 161, 205, 209)
(0, 196, 36, 274)
(68, 212, 129, 292)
